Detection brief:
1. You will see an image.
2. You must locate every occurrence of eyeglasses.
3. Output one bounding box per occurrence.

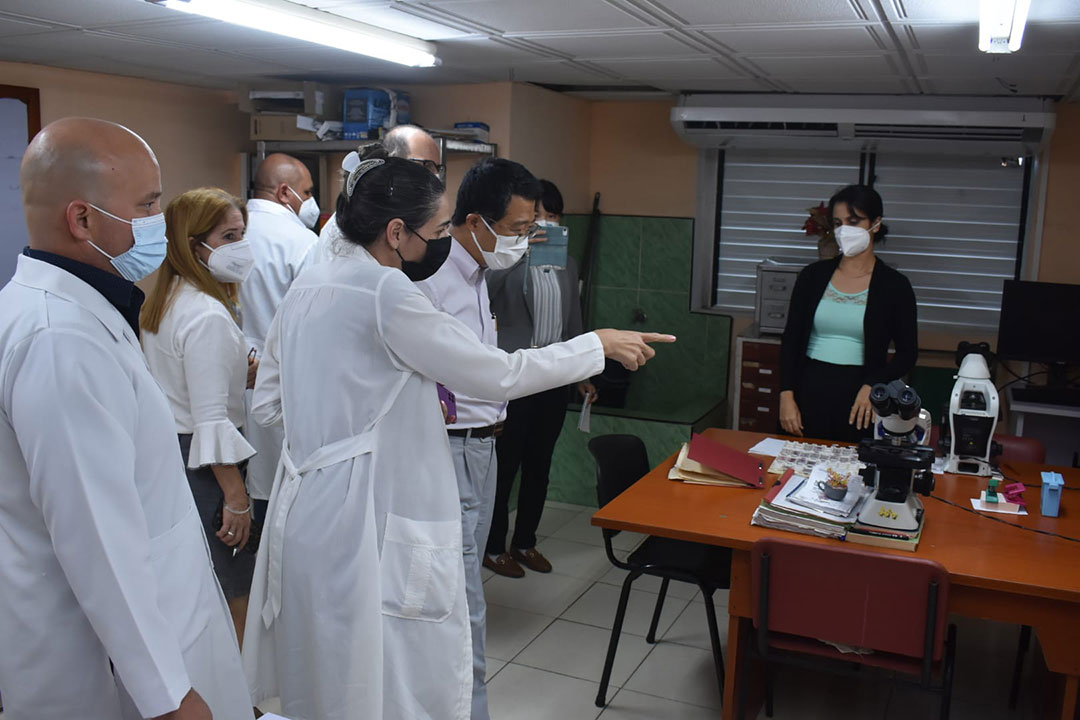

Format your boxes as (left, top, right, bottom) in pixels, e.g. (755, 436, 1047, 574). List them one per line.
(408, 158, 447, 176)
(481, 216, 541, 242)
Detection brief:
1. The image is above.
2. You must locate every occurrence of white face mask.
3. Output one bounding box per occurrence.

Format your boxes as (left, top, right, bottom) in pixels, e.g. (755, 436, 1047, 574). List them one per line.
(201, 239, 254, 283)
(288, 186, 320, 229)
(835, 222, 879, 257)
(472, 216, 529, 270)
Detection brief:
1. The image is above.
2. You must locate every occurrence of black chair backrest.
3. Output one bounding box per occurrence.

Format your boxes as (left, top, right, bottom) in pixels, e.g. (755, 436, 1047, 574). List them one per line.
(588, 434, 650, 509)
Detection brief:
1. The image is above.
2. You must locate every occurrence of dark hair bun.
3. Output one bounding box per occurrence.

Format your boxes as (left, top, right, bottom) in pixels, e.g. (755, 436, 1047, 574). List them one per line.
(356, 142, 388, 163)
(335, 155, 444, 249)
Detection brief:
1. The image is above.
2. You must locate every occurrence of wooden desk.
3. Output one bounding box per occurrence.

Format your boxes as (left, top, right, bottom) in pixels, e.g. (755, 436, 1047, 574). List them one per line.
(592, 428, 1080, 720)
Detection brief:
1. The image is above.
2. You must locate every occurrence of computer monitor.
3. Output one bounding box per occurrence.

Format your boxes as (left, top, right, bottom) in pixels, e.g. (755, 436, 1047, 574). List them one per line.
(997, 280, 1080, 384)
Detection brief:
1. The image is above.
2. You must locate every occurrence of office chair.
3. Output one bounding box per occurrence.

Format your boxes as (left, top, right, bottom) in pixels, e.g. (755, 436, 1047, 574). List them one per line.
(588, 434, 732, 708)
(741, 537, 957, 720)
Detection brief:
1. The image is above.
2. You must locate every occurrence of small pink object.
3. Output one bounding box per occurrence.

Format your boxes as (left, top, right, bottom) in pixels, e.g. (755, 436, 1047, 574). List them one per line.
(1002, 482, 1027, 507)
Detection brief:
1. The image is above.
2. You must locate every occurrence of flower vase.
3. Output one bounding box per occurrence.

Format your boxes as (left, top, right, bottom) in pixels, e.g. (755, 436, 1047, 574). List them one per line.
(817, 236, 839, 260)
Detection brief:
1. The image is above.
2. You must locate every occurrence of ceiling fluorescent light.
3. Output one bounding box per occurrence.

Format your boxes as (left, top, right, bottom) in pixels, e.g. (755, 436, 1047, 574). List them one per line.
(979, 0, 1031, 54)
(150, 0, 439, 67)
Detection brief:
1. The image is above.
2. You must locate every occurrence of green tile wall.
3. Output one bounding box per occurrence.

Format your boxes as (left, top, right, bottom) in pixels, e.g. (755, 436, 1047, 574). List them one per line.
(564, 213, 731, 415)
(531, 213, 733, 507)
(546, 411, 693, 507)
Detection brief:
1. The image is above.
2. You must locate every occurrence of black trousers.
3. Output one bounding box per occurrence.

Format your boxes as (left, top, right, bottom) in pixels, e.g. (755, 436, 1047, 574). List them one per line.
(794, 358, 872, 444)
(486, 385, 570, 555)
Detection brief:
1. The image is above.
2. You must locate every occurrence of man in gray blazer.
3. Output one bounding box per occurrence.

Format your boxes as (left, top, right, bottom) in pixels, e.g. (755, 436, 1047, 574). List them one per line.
(484, 180, 597, 578)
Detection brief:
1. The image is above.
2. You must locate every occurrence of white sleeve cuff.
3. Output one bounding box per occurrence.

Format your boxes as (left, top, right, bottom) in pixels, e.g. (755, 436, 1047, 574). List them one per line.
(187, 421, 256, 468)
(577, 332, 606, 378)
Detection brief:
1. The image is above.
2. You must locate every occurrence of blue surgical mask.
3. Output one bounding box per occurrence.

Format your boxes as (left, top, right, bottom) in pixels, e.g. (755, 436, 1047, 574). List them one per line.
(85, 203, 169, 281)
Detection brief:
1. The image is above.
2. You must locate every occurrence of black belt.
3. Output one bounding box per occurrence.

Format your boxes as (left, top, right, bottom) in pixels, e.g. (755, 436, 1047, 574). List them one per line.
(447, 423, 503, 439)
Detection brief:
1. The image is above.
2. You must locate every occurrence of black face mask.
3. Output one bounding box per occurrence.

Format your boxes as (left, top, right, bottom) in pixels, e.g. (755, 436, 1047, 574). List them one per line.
(398, 233, 452, 281)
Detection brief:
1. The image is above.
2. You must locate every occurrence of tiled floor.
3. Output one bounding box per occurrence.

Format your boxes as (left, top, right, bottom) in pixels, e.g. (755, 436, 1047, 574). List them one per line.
(477, 502, 1044, 720)
(5, 501, 1045, 720)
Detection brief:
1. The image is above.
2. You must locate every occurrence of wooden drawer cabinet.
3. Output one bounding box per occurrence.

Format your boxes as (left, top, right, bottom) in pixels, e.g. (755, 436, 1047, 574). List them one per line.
(732, 327, 782, 434)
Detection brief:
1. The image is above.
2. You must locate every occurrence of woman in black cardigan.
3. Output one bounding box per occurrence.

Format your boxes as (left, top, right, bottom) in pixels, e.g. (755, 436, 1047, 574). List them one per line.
(779, 185, 918, 442)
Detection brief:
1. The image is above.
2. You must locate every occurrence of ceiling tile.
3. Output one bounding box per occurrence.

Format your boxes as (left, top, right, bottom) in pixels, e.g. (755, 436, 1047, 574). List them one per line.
(320, 4, 473, 40)
(0, 13, 61, 37)
(515, 31, 699, 60)
(925, 77, 1063, 95)
(886, 0, 1080, 22)
(778, 76, 912, 93)
(879, 0, 978, 23)
(0, 29, 302, 77)
(651, 77, 773, 92)
(592, 57, 745, 81)
(435, 37, 553, 66)
(423, 0, 650, 33)
(901, 22, 1080, 53)
(99, 17, 316, 52)
(705, 26, 885, 54)
(920, 51, 1077, 78)
(897, 23, 974, 51)
(508, 61, 628, 84)
(748, 53, 899, 77)
(1026, 0, 1080, 21)
(652, 0, 870, 26)
(0, 0, 172, 27)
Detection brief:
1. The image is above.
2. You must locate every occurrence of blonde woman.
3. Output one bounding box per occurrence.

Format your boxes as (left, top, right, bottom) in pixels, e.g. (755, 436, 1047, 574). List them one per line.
(140, 187, 259, 643)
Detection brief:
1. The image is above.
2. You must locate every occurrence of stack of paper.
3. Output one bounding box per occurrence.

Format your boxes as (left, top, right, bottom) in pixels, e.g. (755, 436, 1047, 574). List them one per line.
(787, 467, 865, 518)
(751, 471, 866, 539)
(668, 434, 767, 488)
(668, 443, 750, 487)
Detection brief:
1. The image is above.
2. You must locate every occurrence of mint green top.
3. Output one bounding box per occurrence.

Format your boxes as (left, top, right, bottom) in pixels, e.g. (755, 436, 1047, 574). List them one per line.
(806, 283, 867, 366)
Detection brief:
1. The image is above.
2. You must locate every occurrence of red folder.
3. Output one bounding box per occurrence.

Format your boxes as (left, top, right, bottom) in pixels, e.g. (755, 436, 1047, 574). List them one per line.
(687, 433, 767, 488)
(763, 468, 796, 502)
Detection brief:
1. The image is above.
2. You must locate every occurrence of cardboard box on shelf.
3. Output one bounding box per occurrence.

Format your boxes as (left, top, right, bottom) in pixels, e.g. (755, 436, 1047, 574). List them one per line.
(453, 122, 490, 141)
(240, 81, 342, 120)
(249, 113, 319, 141)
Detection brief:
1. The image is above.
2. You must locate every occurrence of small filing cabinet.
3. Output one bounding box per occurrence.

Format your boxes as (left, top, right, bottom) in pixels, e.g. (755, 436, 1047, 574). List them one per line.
(755, 257, 804, 334)
(732, 327, 782, 433)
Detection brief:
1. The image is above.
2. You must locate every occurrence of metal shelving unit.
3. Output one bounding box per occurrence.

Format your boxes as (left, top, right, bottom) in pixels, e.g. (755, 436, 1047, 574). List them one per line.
(254, 136, 497, 160)
(247, 135, 497, 209)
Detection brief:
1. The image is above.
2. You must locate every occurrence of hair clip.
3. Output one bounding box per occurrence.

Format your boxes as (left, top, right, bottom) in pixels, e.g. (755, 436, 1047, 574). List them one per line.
(345, 156, 385, 199)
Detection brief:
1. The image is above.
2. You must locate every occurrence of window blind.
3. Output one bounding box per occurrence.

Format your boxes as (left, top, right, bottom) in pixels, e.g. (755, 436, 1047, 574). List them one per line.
(714, 149, 861, 311)
(871, 153, 1024, 331)
(713, 149, 1026, 332)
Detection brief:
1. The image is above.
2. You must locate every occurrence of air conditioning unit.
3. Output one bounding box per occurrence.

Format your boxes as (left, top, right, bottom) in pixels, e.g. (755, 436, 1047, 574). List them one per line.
(671, 94, 1055, 155)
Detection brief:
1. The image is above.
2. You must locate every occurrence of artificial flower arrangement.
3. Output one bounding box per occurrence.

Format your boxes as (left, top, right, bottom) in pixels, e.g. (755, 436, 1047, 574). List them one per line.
(802, 201, 839, 259)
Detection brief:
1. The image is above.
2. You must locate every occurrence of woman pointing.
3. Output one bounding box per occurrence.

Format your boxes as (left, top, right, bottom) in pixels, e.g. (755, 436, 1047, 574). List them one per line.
(242, 145, 673, 720)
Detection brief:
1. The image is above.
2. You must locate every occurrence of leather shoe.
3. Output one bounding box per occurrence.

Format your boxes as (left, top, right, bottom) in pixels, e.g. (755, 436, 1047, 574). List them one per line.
(484, 552, 525, 578)
(510, 546, 552, 574)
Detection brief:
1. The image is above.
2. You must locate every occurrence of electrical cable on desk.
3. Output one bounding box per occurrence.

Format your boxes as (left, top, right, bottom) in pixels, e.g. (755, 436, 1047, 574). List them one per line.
(927, 494, 1080, 543)
(995, 370, 1046, 393)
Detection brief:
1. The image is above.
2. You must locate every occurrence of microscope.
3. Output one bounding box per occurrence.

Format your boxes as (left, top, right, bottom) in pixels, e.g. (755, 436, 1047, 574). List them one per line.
(945, 342, 999, 476)
(856, 380, 936, 532)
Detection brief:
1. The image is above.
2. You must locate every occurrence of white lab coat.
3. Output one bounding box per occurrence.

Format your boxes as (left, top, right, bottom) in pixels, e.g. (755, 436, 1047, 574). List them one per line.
(299, 210, 343, 270)
(240, 198, 318, 501)
(0, 255, 251, 719)
(243, 248, 604, 720)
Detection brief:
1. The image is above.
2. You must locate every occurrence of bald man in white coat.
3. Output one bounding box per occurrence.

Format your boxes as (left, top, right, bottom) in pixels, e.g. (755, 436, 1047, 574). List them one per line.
(0, 118, 251, 720)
